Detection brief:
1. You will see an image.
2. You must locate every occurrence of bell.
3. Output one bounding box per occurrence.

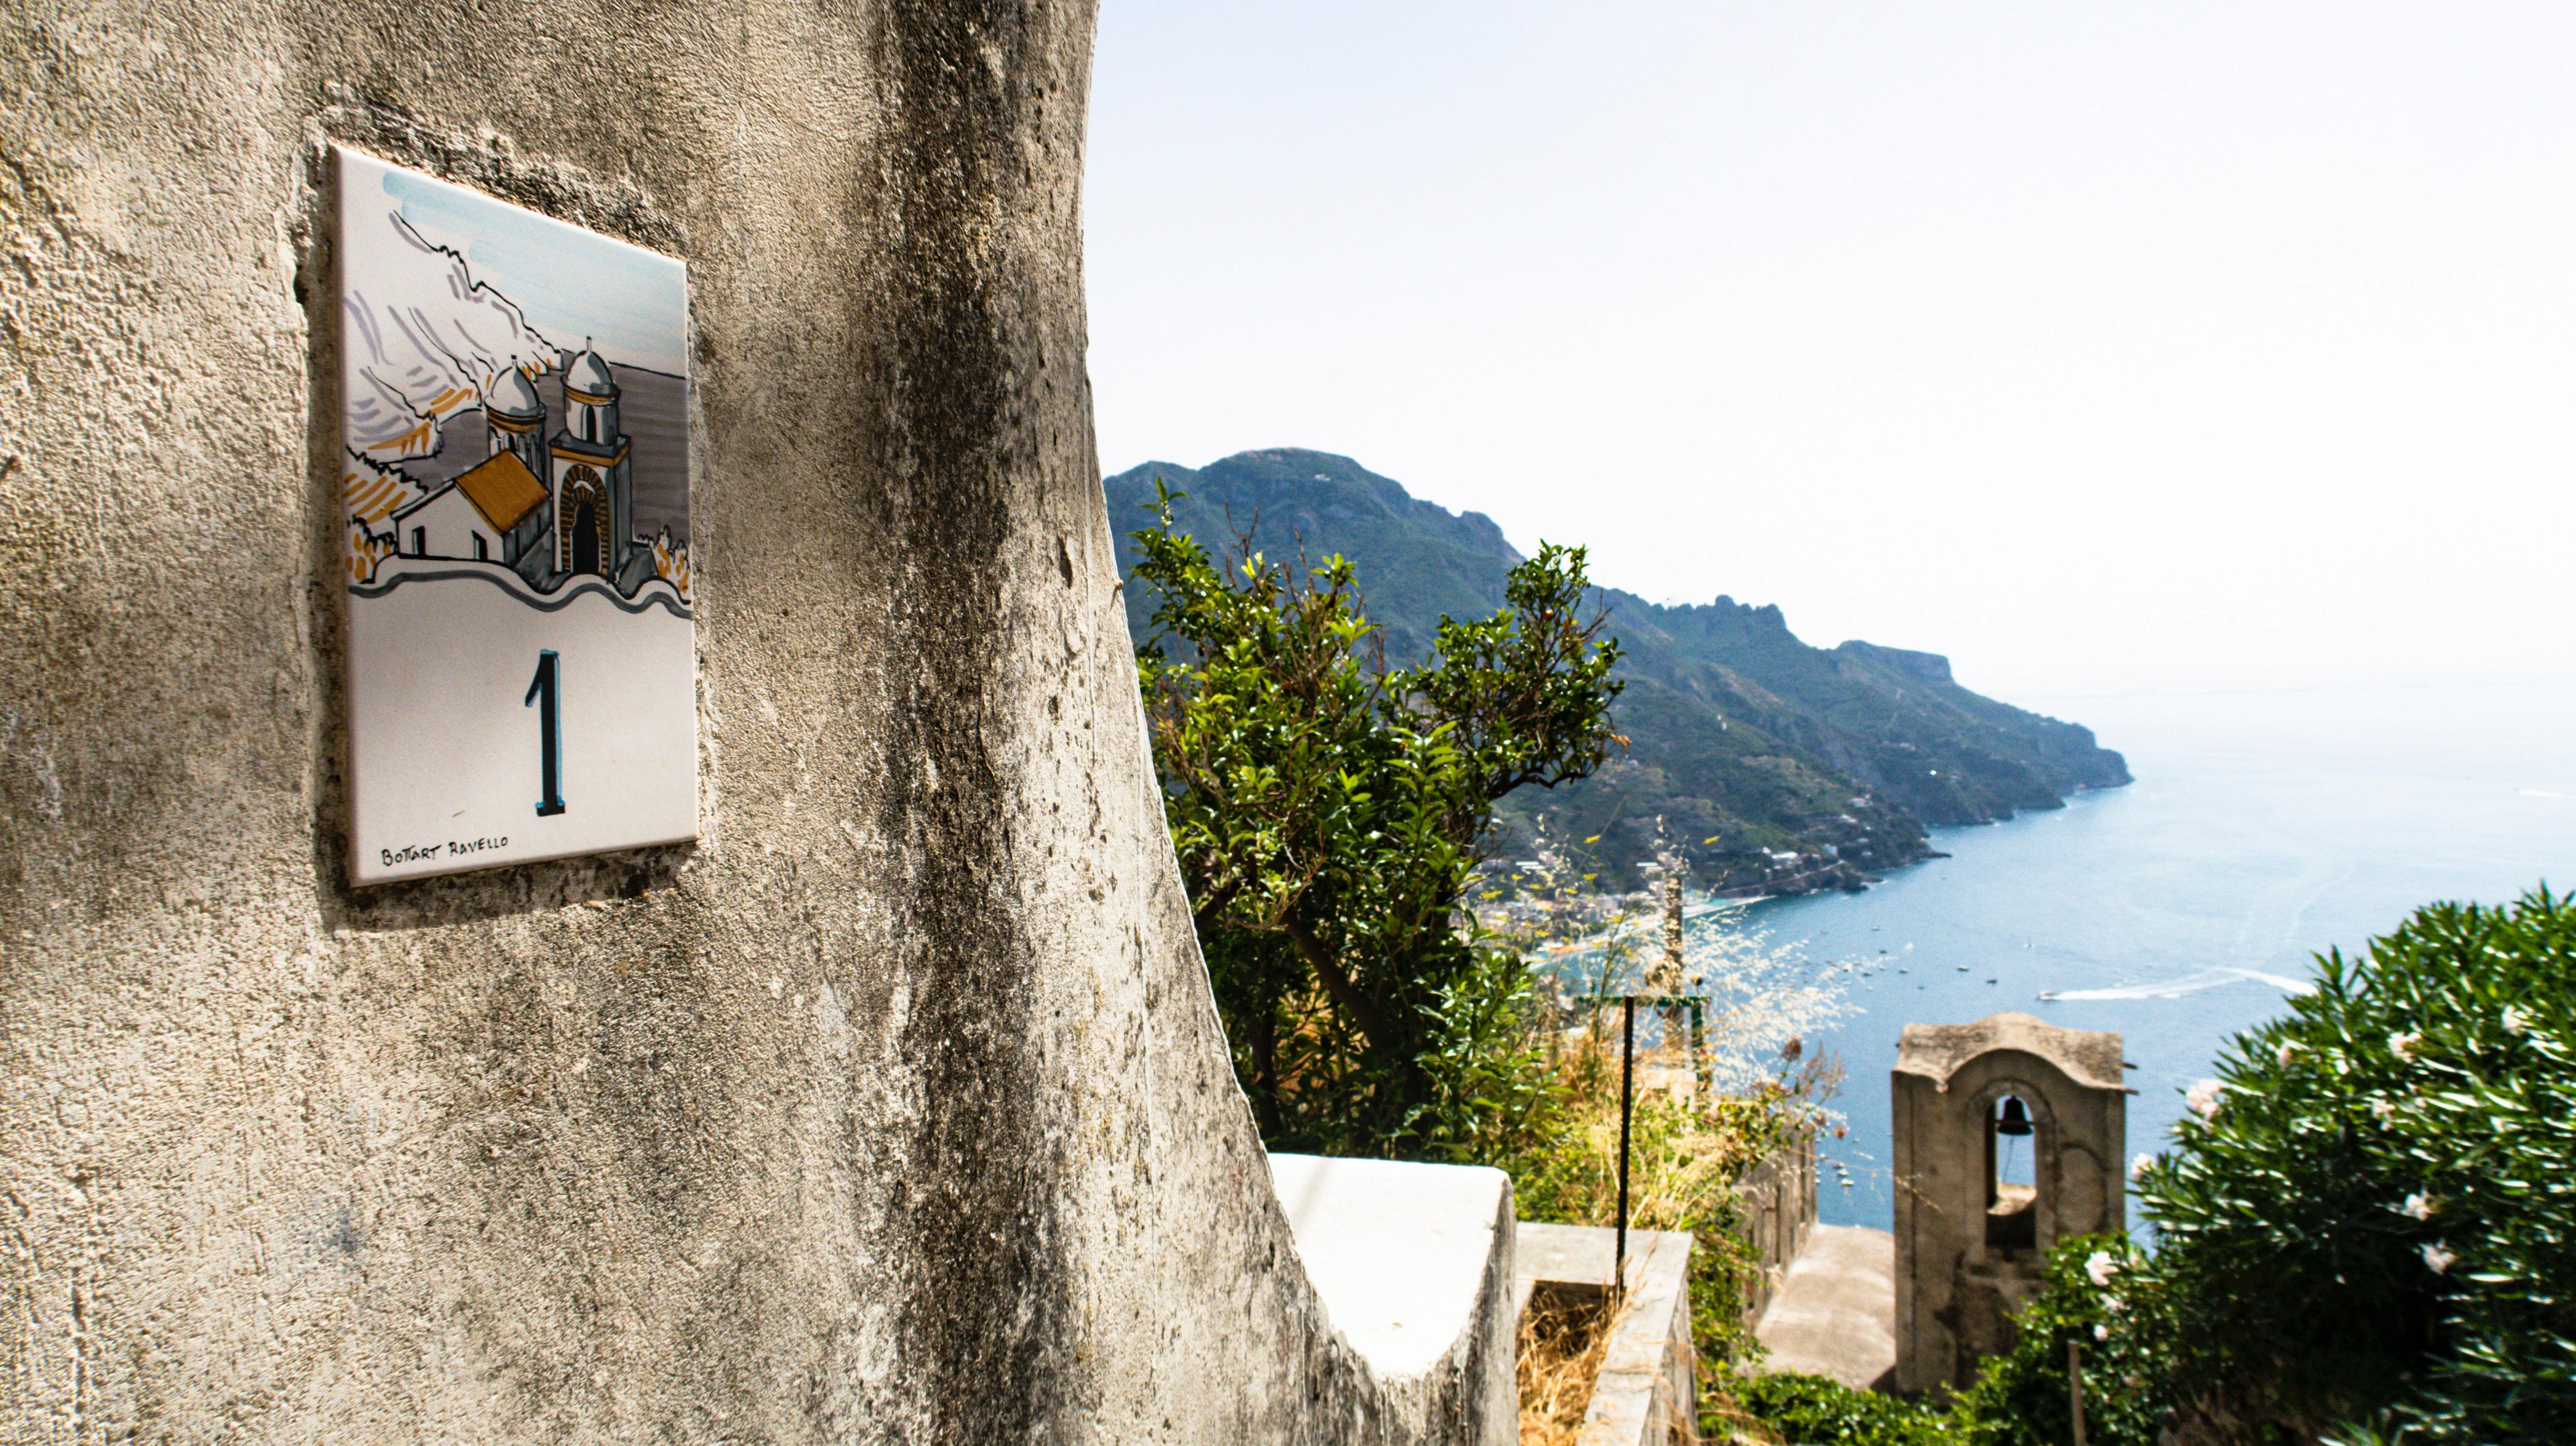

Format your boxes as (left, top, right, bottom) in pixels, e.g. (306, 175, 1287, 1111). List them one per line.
(1996, 1096, 2034, 1137)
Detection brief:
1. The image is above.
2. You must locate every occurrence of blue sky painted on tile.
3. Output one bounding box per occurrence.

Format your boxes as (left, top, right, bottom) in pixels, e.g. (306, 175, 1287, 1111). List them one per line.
(377, 162, 688, 378)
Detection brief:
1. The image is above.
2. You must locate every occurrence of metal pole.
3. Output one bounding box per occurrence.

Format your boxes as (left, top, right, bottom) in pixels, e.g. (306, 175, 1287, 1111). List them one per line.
(1689, 998, 1709, 1101)
(2068, 1340, 2088, 1446)
(1615, 995, 1635, 1294)
(1661, 867, 1684, 983)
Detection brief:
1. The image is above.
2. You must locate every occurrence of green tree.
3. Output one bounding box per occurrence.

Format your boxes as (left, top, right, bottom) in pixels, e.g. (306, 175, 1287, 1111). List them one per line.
(1130, 481, 1623, 1155)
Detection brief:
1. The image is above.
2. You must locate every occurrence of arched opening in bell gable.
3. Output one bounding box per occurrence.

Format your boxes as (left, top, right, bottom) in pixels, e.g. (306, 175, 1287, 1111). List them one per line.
(1985, 1093, 2040, 1252)
(560, 465, 611, 578)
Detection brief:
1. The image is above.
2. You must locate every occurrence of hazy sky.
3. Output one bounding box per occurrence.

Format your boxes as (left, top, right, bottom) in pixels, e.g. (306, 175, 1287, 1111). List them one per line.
(1085, 3, 2576, 701)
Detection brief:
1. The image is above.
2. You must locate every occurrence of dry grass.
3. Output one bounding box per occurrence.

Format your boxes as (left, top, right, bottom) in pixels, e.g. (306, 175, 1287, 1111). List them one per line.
(1518, 1287, 1619, 1446)
(1519, 1289, 1611, 1445)
(1523, 1282, 1762, 1446)
(1527, 1033, 1763, 1235)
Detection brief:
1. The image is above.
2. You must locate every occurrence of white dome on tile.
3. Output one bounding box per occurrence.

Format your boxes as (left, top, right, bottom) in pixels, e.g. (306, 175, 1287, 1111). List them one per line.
(485, 365, 543, 420)
(564, 347, 618, 399)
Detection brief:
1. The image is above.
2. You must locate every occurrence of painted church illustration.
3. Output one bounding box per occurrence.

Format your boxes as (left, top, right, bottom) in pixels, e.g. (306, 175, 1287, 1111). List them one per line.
(386, 346, 657, 596)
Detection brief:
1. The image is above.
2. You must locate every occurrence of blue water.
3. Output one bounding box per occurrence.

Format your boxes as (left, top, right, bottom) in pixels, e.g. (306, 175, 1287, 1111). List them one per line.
(1750, 682, 2576, 1233)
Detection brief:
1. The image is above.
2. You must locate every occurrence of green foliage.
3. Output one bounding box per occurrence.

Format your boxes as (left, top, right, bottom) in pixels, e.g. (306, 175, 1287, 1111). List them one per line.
(1958, 887, 2576, 1445)
(1130, 479, 1622, 1155)
(1491, 1030, 1819, 1381)
(1413, 942, 1562, 1167)
(2143, 886, 2576, 1442)
(1728, 1371, 1957, 1446)
(1950, 1236, 2182, 1446)
(1482, 831, 1856, 1388)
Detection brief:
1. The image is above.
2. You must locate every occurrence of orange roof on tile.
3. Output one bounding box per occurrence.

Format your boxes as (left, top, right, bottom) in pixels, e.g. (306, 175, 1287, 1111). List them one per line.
(452, 450, 548, 533)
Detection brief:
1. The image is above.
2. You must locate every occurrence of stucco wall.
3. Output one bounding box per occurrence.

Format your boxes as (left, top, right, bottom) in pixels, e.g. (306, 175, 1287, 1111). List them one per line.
(0, 4, 1489, 1440)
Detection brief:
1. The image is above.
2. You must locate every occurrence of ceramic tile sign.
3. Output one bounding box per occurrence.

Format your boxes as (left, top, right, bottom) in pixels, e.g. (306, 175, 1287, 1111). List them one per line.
(337, 147, 696, 885)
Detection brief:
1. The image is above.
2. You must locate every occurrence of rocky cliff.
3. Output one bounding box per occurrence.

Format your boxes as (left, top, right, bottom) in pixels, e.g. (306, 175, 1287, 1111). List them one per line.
(1105, 449, 2129, 894)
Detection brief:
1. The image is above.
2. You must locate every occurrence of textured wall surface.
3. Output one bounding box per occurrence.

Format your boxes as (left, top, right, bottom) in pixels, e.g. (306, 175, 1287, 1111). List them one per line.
(0, 3, 1498, 1440)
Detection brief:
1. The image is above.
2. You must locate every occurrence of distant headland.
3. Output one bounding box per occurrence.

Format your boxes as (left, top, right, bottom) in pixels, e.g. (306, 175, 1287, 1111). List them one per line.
(1105, 448, 2131, 896)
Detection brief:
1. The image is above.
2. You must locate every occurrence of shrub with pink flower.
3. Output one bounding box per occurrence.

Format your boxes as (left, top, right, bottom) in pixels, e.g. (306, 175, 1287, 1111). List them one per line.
(1958, 889, 2576, 1446)
(2184, 1077, 2224, 1119)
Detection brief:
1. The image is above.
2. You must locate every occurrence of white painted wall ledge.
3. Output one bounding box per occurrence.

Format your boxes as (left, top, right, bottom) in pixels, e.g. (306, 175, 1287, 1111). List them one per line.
(1268, 1154, 1519, 1443)
(1516, 1221, 1699, 1446)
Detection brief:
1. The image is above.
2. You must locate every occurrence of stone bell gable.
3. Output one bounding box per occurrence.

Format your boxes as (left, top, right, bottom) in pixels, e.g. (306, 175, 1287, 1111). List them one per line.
(1892, 1012, 2128, 1396)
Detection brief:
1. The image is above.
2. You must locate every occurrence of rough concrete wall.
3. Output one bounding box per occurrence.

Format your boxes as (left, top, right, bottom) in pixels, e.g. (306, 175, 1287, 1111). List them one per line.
(0, 4, 1450, 1440)
(1733, 1129, 1817, 1328)
(1267, 1155, 1518, 1442)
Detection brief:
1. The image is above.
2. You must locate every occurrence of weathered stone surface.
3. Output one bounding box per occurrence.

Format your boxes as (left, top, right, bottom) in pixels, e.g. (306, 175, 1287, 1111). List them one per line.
(1892, 1013, 2128, 1396)
(1893, 1012, 2128, 1094)
(0, 4, 1474, 1438)
(1734, 1127, 1817, 1328)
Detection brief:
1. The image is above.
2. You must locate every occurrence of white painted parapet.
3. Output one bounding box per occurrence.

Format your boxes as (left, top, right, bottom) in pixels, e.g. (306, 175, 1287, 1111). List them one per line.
(1270, 1154, 1521, 1443)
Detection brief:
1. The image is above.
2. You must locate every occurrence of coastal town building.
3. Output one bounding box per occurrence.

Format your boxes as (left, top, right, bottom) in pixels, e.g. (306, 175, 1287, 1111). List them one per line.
(389, 447, 551, 564)
(548, 347, 643, 587)
(379, 350, 653, 594)
(484, 362, 550, 479)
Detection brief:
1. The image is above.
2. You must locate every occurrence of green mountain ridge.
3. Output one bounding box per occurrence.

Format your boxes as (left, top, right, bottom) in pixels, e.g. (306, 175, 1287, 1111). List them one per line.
(1106, 448, 2130, 895)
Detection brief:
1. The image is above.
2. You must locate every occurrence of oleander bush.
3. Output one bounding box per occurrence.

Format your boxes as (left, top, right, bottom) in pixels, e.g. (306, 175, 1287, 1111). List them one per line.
(1949, 1235, 2181, 1446)
(1960, 887, 2576, 1445)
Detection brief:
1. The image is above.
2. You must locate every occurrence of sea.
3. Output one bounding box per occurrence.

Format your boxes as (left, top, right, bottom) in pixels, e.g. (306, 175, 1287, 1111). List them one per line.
(1740, 681, 2576, 1233)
